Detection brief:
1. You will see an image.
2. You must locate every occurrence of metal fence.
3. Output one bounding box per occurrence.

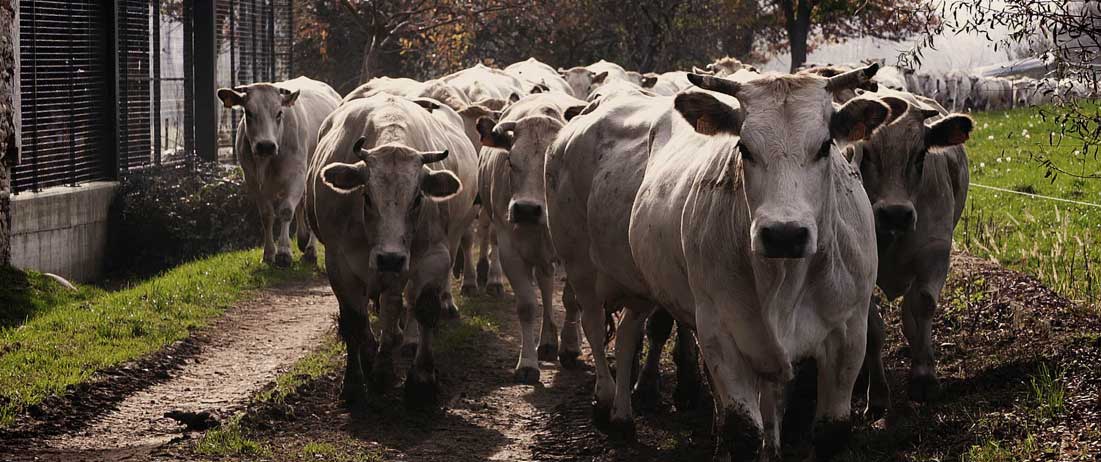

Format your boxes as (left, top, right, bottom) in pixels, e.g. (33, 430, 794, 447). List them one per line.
(13, 0, 294, 193)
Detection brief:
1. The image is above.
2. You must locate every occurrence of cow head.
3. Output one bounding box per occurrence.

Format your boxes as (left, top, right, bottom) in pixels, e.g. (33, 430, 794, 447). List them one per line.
(320, 141, 462, 273)
(558, 67, 609, 100)
(851, 93, 973, 243)
(217, 84, 299, 157)
(687, 64, 891, 259)
(478, 113, 575, 226)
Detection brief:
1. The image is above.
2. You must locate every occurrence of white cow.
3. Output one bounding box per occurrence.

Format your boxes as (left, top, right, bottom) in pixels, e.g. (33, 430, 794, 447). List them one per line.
(441, 63, 527, 110)
(305, 93, 477, 409)
(217, 76, 340, 267)
(505, 58, 574, 95)
(546, 65, 887, 460)
(974, 77, 1013, 111)
(558, 59, 631, 100)
(476, 92, 589, 383)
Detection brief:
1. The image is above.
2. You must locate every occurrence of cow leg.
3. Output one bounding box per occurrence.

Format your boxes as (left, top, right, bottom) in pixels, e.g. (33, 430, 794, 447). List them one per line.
(576, 272, 615, 422)
(812, 308, 867, 461)
(558, 282, 583, 368)
(372, 287, 403, 393)
(440, 282, 461, 320)
(486, 228, 506, 297)
(861, 296, 890, 419)
(759, 381, 785, 461)
(634, 308, 674, 413)
(295, 201, 318, 264)
(273, 201, 296, 268)
(610, 305, 650, 436)
(672, 321, 703, 412)
(498, 235, 541, 384)
(326, 249, 376, 409)
(536, 263, 560, 362)
(458, 229, 479, 295)
(696, 306, 764, 462)
(902, 251, 950, 403)
(476, 207, 491, 289)
(260, 203, 276, 264)
(405, 246, 452, 408)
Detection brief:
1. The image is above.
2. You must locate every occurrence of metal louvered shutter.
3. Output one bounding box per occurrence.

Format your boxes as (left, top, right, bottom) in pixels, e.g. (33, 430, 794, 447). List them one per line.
(118, 0, 154, 170)
(14, 0, 114, 192)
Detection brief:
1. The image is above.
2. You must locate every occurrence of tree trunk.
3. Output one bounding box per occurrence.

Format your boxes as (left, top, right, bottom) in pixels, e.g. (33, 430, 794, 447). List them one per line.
(1, 0, 18, 265)
(784, 0, 814, 72)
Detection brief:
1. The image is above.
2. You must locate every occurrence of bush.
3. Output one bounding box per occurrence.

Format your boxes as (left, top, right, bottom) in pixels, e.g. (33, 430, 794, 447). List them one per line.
(107, 162, 261, 278)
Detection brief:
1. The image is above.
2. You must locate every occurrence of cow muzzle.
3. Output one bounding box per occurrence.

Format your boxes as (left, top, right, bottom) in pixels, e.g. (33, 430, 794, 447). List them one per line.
(874, 203, 917, 237)
(375, 252, 408, 273)
(508, 201, 545, 225)
(253, 140, 278, 157)
(755, 221, 812, 259)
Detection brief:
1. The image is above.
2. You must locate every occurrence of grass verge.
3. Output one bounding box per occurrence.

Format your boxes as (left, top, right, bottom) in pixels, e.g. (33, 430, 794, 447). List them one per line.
(961, 104, 1101, 309)
(0, 249, 322, 427)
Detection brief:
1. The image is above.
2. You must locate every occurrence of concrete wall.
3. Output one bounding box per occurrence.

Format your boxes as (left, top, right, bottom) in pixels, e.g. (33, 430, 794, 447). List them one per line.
(10, 182, 118, 282)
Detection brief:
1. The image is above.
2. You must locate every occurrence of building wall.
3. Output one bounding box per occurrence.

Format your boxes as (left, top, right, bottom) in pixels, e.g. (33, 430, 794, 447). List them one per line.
(1, 0, 18, 266)
(10, 182, 118, 282)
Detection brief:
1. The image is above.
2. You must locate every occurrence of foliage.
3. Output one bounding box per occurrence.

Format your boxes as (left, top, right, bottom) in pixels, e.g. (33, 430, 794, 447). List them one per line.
(903, 0, 1101, 182)
(0, 249, 319, 427)
(194, 414, 270, 457)
(1028, 363, 1066, 420)
(107, 162, 260, 279)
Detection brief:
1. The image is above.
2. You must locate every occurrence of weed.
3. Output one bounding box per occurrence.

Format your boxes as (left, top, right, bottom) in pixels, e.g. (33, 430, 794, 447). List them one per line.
(1028, 363, 1066, 419)
(194, 414, 269, 457)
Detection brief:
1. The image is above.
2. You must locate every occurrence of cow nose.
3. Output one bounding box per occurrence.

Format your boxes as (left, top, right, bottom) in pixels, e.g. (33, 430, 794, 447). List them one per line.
(759, 222, 810, 258)
(254, 140, 277, 156)
(509, 201, 543, 224)
(875, 205, 916, 233)
(376, 253, 407, 273)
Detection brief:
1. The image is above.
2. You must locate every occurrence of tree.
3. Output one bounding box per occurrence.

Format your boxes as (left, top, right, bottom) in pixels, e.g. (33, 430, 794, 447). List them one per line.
(761, 0, 938, 71)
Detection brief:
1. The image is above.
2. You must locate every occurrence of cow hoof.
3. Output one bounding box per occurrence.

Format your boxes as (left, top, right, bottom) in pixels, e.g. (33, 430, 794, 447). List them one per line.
(513, 366, 540, 385)
(301, 251, 317, 265)
(341, 382, 368, 411)
(591, 401, 612, 426)
(273, 253, 293, 268)
(908, 375, 940, 403)
(443, 303, 461, 320)
(400, 343, 418, 359)
(537, 343, 559, 362)
(606, 417, 637, 441)
(674, 382, 704, 412)
(558, 350, 582, 369)
(864, 404, 888, 422)
(486, 283, 505, 298)
(633, 380, 662, 414)
(813, 418, 853, 461)
(404, 372, 438, 410)
(371, 364, 397, 392)
(461, 284, 479, 296)
(476, 259, 489, 288)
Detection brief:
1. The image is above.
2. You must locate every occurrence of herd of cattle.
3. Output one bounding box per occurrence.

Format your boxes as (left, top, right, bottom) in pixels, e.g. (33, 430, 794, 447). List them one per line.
(808, 59, 1095, 112)
(217, 55, 980, 460)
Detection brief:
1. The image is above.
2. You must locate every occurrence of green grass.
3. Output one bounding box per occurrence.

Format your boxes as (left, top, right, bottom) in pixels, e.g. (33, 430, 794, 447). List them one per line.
(0, 249, 321, 427)
(1028, 363, 1066, 420)
(0, 266, 104, 328)
(960, 103, 1101, 308)
(254, 335, 343, 405)
(194, 414, 270, 457)
(962, 434, 1040, 462)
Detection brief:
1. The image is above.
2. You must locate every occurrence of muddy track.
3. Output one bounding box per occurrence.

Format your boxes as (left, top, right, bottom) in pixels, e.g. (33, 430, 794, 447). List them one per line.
(3, 280, 337, 462)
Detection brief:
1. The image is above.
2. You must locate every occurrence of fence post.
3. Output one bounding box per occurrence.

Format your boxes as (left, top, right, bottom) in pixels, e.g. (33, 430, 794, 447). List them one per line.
(1, 0, 18, 265)
(194, 0, 218, 162)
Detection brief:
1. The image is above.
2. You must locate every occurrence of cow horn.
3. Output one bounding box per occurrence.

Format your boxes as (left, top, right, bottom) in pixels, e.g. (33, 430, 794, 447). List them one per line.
(352, 137, 368, 160)
(688, 74, 741, 96)
(826, 63, 880, 92)
(494, 121, 517, 134)
(421, 150, 449, 164)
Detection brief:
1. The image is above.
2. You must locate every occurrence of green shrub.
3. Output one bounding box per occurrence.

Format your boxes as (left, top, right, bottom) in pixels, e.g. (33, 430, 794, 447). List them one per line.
(107, 162, 261, 278)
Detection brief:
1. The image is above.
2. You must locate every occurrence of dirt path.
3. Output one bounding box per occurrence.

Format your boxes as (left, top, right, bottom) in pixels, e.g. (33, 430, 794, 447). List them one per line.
(17, 281, 337, 461)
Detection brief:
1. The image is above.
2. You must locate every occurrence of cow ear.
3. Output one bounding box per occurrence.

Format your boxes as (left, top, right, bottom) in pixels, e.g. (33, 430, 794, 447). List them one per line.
(510, 92, 522, 102)
(831, 98, 890, 142)
(422, 170, 463, 201)
(217, 88, 246, 108)
(563, 104, 587, 121)
(280, 89, 300, 107)
(592, 71, 609, 84)
(926, 114, 973, 148)
(459, 104, 493, 119)
(640, 75, 658, 88)
(321, 162, 366, 194)
(558, 67, 568, 76)
(477, 117, 513, 149)
(879, 96, 910, 125)
(674, 92, 741, 136)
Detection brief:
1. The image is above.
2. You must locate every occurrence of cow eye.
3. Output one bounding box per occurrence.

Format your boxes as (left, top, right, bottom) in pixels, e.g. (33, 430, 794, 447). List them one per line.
(736, 141, 754, 163)
(817, 140, 833, 160)
(412, 193, 424, 210)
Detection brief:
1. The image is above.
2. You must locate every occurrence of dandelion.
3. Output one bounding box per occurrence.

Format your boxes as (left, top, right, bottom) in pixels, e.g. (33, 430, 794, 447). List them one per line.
(988, 135, 995, 140)
(1006, 157, 1011, 162)
(997, 158, 1003, 163)
(983, 122, 990, 129)
(980, 162, 986, 168)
